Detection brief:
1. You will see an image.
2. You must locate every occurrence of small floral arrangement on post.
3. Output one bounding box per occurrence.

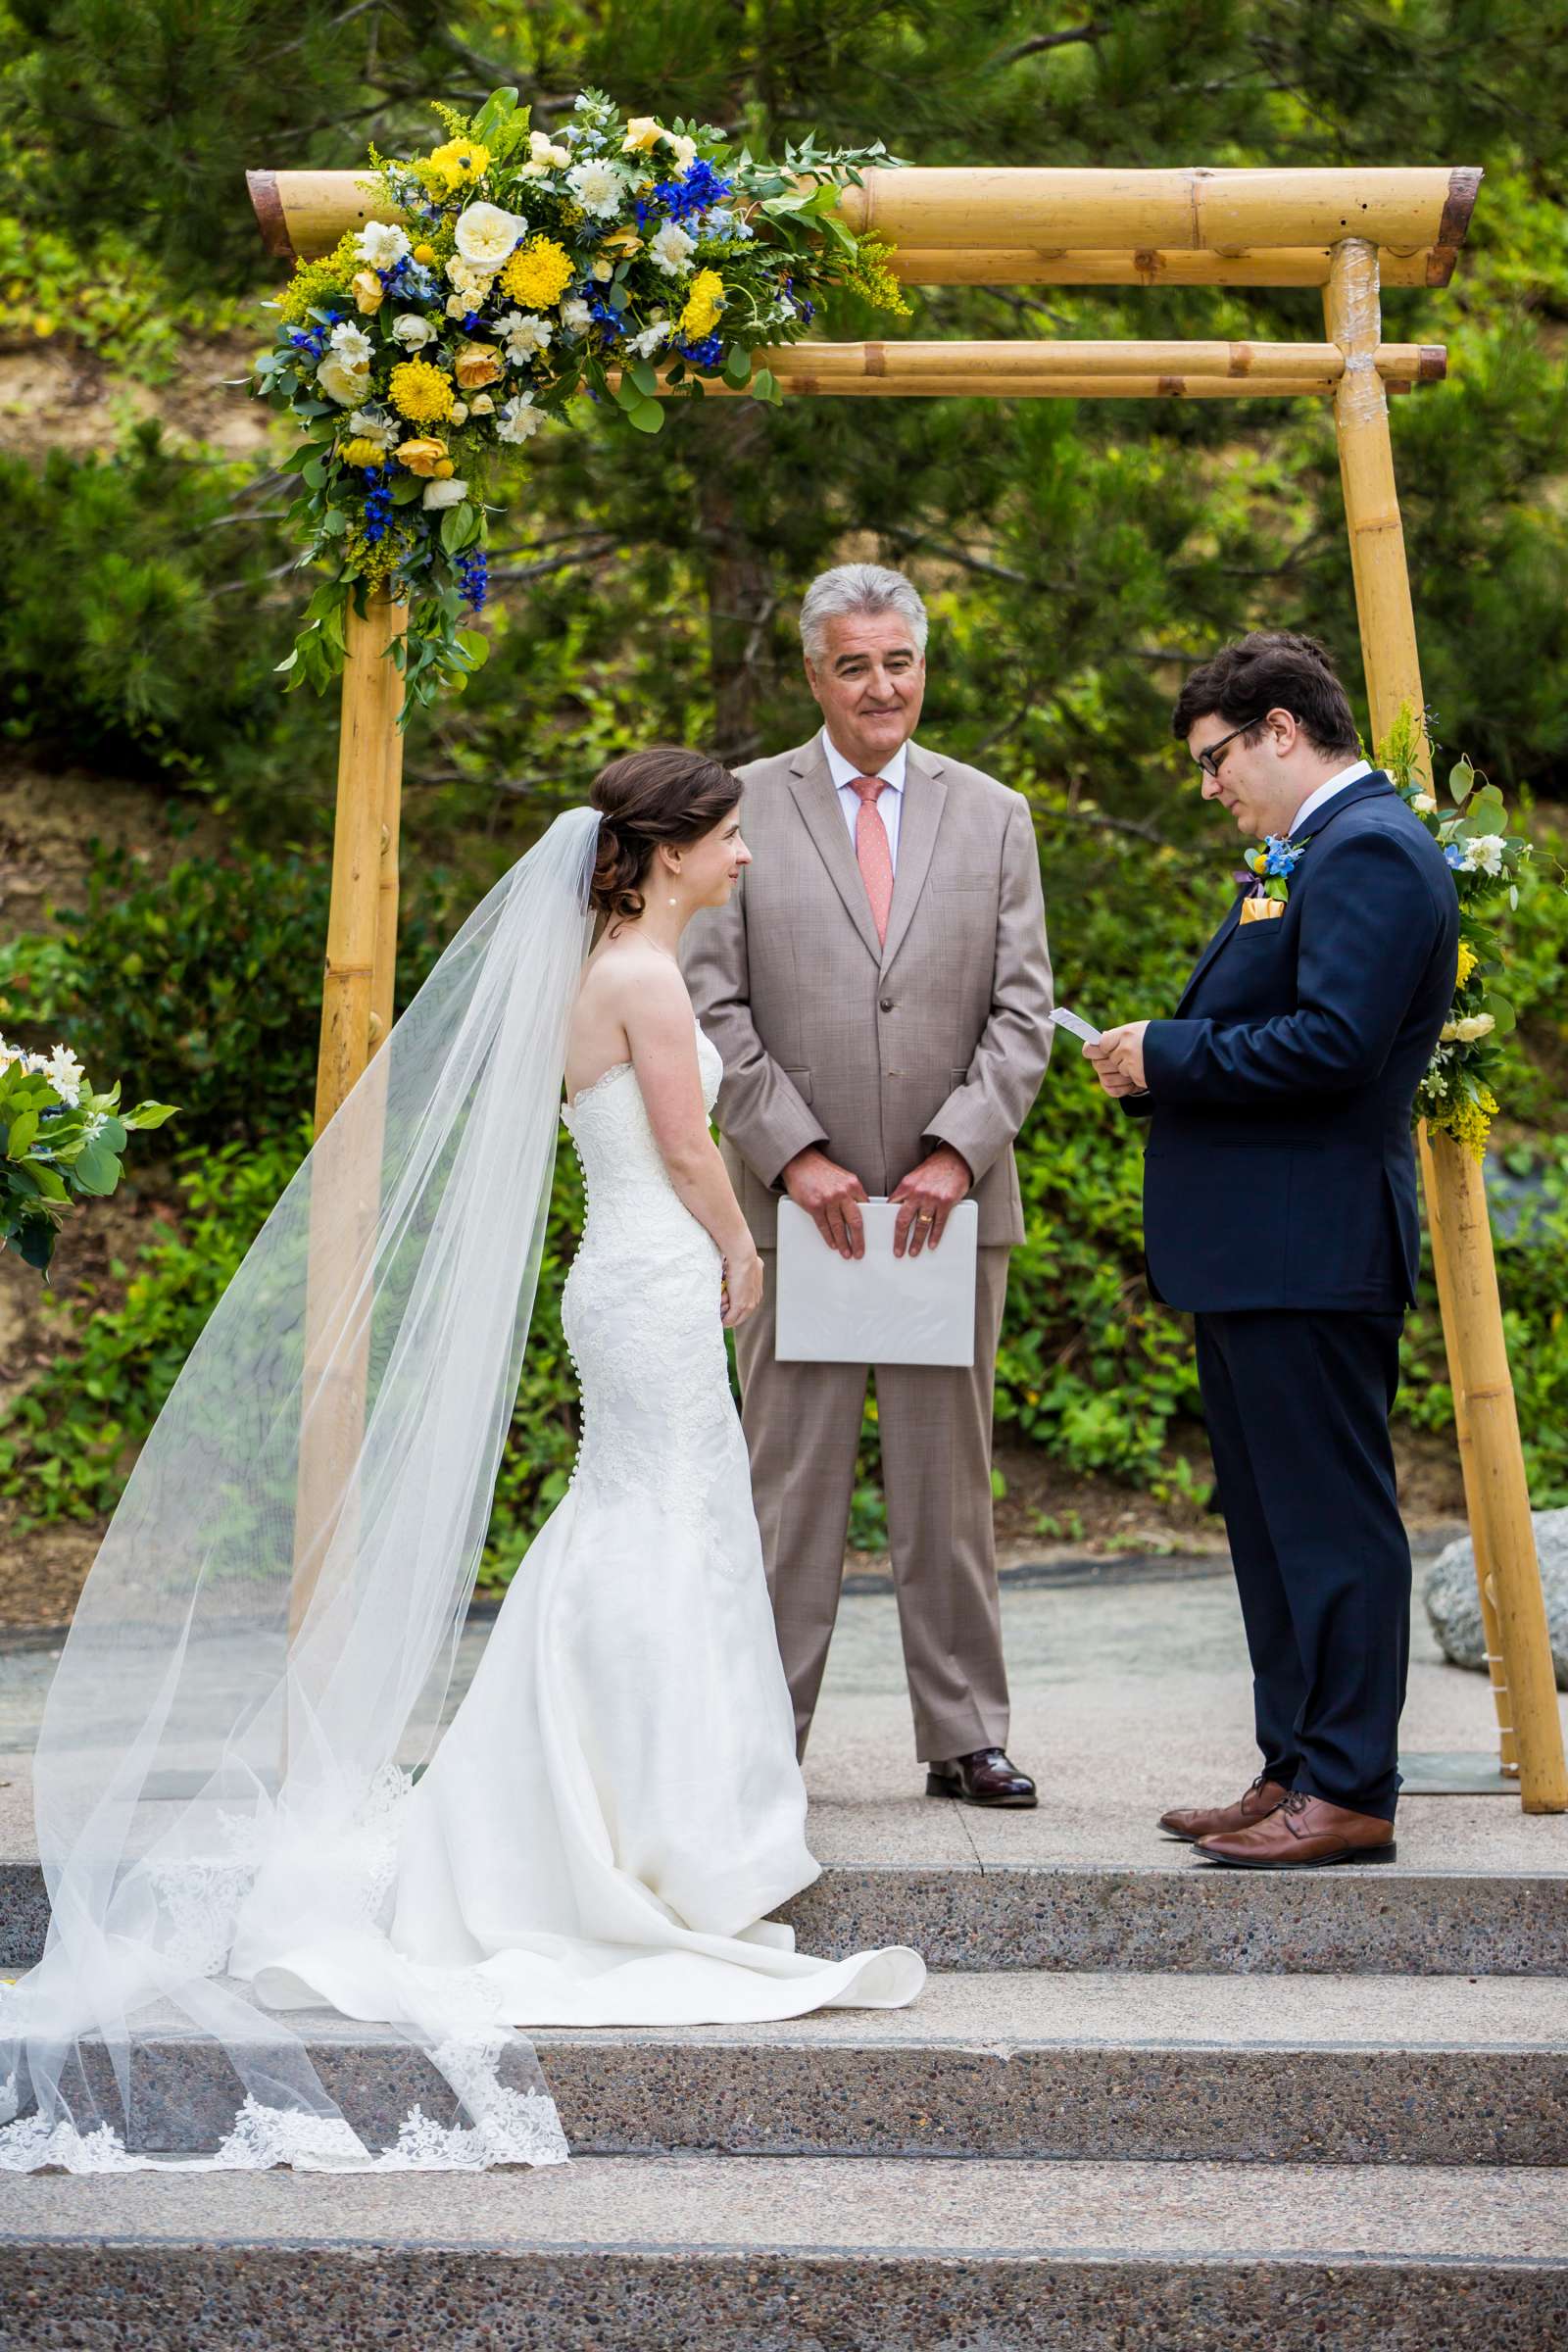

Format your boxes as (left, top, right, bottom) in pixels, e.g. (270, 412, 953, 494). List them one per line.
(0, 1036, 175, 1275)
(253, 86, 906, 714)
(1380, 706, 1531, 1158)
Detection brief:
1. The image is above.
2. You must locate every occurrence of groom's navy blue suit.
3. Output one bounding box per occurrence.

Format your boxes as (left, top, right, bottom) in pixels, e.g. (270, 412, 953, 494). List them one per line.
(1131, 771, 1458, 1818)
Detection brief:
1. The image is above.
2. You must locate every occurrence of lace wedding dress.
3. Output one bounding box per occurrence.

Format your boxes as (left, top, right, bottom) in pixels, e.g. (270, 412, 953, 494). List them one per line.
(257, 1016, 924, 2031)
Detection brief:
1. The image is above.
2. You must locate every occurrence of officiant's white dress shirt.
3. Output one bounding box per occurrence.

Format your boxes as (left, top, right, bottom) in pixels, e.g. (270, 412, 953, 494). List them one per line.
(822, 728, 907, 872)
(1288, 758, 1372, 837)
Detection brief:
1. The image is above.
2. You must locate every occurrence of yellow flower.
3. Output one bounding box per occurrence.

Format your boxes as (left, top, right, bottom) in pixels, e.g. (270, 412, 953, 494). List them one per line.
(453, 340, 504, 391)
(420, 137, 491, 195)
(388, 359, 455, 425)
(350, 270, 385, 315)
(413, 242, 437, 267)
(277, 229, 363, 325)
(1446, 1084, 1499, 1160)
(679, 268, 726, 341)
(499, 236, 576, 310)
(433, 458, 456, 479)
(622, 116, 664, 154)
(393, 436, 448, 476)
(1455, 940, 1479, 990)
(340, 436, 387, 467)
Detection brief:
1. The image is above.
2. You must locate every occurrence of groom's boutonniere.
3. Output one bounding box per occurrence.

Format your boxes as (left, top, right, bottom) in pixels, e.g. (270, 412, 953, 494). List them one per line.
(1238, 833, 1310, 925)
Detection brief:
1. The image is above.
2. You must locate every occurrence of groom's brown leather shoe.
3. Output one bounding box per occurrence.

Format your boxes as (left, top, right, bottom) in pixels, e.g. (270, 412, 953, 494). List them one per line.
(1196, 1790, 1396, 1869)
(1158, 1773, 1290, 1844)
(926, 1748, 1037, 1808)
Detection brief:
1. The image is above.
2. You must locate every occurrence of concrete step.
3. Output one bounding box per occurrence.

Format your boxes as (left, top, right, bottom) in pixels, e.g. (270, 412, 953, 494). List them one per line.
(5, 2156, 1566, 2350)
(17, 1973, 1566, 2168)
(5, 1853, 1567, 1981)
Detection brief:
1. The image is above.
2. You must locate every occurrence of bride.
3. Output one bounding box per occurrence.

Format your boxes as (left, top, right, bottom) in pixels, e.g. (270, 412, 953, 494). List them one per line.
(0, 748, 922, 2177)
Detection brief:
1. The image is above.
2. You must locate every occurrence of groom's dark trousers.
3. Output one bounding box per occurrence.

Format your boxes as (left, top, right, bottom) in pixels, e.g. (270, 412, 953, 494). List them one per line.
(1130, 772, 1458, 1821)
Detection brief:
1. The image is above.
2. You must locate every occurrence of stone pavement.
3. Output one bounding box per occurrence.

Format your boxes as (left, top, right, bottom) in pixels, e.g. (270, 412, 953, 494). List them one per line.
(2, 1564, 1566, 2347)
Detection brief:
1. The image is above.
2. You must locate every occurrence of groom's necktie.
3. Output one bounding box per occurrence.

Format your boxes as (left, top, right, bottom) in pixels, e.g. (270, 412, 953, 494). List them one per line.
(850, 775, 894, 946)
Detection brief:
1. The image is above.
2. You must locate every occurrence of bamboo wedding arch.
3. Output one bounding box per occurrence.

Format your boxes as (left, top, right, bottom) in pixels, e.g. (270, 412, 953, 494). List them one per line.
(247, 160, 1567, 1812)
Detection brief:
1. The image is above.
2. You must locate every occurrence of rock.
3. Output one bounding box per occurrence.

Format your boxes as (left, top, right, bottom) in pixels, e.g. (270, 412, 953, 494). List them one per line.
(1423, 1508, 1568, 1691)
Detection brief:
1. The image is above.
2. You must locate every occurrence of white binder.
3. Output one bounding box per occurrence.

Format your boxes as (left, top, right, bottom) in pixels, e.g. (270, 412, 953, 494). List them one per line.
(774, 1198, 979, 1367)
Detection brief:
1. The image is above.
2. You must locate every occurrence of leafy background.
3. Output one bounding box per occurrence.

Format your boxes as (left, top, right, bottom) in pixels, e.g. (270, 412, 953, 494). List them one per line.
(1, 1, 1565, 1612)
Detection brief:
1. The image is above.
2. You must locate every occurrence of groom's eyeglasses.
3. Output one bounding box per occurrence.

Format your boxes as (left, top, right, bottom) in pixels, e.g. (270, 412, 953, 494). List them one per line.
(1195, 720, 1261, 779)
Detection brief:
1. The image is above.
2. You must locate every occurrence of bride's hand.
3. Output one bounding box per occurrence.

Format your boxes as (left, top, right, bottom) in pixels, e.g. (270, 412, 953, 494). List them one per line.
(721, 1245, 764, 1328)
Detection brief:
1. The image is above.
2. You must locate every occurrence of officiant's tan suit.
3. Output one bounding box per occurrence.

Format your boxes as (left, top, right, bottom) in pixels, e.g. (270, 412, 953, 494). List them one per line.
(681, 733, 1054, 1759)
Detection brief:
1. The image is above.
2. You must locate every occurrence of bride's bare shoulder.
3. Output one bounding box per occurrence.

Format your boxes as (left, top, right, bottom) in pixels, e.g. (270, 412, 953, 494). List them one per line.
(581, 935, 691, 1019)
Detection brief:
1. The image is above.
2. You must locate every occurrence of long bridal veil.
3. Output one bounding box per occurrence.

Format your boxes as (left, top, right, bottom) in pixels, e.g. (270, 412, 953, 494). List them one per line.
(0, 807, 603, 2172)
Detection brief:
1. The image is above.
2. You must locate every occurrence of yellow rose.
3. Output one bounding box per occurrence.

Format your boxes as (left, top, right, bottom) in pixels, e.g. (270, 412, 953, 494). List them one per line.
(453, 341, 504, 391)
(351, 270, 385, 315)
(592, 259, 613, 283)
(393, 436, 448, 477)
(622, 116, 663, 154)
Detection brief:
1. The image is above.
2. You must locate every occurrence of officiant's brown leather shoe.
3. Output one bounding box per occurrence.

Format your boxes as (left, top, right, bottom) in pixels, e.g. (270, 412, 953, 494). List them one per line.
(926, 1748, 1037, 1808)
(1158, 1773, 1290, 1844)
(1196, 1790, 1396, 1870)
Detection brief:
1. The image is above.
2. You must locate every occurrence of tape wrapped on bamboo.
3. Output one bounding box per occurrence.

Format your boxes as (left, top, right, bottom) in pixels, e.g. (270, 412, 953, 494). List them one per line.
(245, 167, 1480, 276)
(891, 246, 1446, 289)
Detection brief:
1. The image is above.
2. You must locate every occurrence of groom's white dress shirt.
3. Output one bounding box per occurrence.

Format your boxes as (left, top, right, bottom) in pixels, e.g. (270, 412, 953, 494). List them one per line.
(822, 727, 907, 871)
(1288, 758, 1372, 837)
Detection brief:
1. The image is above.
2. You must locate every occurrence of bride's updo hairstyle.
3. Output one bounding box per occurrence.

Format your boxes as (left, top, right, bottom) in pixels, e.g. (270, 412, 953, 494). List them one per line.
(589, 747, 742, 927)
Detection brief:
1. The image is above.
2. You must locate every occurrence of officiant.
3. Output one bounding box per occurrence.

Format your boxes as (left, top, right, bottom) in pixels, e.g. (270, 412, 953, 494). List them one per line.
(681, 564, 1054, 1804)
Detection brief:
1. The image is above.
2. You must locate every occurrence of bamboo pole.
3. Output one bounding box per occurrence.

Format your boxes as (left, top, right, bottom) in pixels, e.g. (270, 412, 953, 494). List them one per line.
(892, 246, 1446, 289)
(616, 340, 1444, 401)
(1326, 236, 1567, 1811)
(245, 166, 1481, 275)
(630, 373, 1422, 402)
(290, 588, 406, 1643)
(1417, 1126, 1519, 1774)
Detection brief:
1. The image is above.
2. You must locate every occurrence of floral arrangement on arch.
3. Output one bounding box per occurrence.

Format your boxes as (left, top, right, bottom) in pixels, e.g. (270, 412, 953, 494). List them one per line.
(1379, 707, 1532, 1158)
(253, 86, 906, 712)
(0, 1035, 175, 1275)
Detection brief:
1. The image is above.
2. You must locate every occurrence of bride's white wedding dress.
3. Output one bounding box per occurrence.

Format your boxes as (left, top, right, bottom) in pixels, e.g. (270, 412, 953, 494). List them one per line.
(246, 1015, 923, 2033)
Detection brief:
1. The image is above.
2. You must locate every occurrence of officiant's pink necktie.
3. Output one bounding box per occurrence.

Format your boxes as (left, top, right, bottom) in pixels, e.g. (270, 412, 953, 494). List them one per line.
(850, 775, 894, 946)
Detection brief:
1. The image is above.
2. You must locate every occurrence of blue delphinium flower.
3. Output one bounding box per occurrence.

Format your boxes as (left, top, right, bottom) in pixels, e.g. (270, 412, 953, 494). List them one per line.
(1444, 843, 1467, 868)
(457, 550, 488, 612)
(678, 333, 724, 368)
(362, 468, 395, 546)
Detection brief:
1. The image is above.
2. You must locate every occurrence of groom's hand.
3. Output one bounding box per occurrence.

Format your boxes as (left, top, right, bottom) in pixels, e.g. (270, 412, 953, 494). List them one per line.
(891, 1146, 972, 1258)
(1085, 1022, 1151, 1097)
(783, 1148, 869, 1258)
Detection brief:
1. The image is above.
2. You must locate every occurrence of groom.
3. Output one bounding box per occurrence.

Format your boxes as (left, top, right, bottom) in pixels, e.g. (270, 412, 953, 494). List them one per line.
(682, 563, 1054, 1801)
(1088, 631, 1457, 1868)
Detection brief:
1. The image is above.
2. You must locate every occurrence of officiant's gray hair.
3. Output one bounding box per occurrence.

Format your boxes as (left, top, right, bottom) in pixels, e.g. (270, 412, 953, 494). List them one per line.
(799, 564, 929, 664)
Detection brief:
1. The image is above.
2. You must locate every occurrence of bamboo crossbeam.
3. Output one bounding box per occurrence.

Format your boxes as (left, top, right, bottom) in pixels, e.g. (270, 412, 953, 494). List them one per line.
(613, 340, 1442, 401)
(627, 372, 1420, 402)
(892, 247, 1448, 289)
(837, 167, 1482, 259)
(245, 167, 1481, 279)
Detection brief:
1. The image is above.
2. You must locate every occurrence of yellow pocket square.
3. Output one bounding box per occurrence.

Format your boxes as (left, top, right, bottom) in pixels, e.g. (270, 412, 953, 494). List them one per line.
(1239, 895, 1285, 924)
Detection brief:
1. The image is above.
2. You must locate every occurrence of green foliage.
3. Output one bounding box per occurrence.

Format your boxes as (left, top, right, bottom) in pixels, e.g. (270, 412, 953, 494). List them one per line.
(0, 211, 241, 379)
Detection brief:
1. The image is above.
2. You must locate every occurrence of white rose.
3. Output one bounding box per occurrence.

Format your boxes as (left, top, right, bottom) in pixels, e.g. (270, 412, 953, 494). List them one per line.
(1454, 1013, 1496, 1043)
(327, 319, 373, 368)
(392, 313, 435, 350)
(565, 158, 624, 220)
(454, 200, 528, 271)
(318, 352, 371, 405)
(1410, 791, 1437, 813)
(446, 256, 493, 300)
(449, 400, 469, 424)
(495, 392, 543, 444)
(560, 295, 593, 334)
(529, 130, 570, 167)
(421, 477, 468, 510)
(469, 391, 495, 415)
(446, 292, 474, 319)
(496, 308, 554, 361)
(356, 220, 411, 270)
(667, 134, 698, 172)
(648, 221, 696, 276)
(1462, 833, 1506, 876)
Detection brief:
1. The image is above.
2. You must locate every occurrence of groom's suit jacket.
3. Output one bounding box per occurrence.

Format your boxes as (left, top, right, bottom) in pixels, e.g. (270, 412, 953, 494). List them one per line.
(681, 734, 1054, 1246)
(1133, 770, 1458, 1314)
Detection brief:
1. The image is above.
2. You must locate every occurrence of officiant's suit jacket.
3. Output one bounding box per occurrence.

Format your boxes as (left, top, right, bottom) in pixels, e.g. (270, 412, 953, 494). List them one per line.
(1133, 770, 1458, 1312)
(681, 734, 1054, 1248)
(680, 731, 1053, 1764)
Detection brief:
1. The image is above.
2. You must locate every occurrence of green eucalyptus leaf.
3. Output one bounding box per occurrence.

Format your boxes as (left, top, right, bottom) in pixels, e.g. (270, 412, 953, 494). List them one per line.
(723, 344, 752, 385)
(1482, 996, 1517, 1034)
(1448, 757, 1476, 803)
(72, 1140, 121, 1197)
(455, 628, 490, 668)
(624, 399, 665, 434)
(629, 361, 661, 398)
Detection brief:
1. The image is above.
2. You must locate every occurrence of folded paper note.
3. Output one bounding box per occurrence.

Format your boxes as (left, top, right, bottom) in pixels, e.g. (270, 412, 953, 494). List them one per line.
(775, 1198, 979, 1366)
(1049, 1005, 1102, 1043)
